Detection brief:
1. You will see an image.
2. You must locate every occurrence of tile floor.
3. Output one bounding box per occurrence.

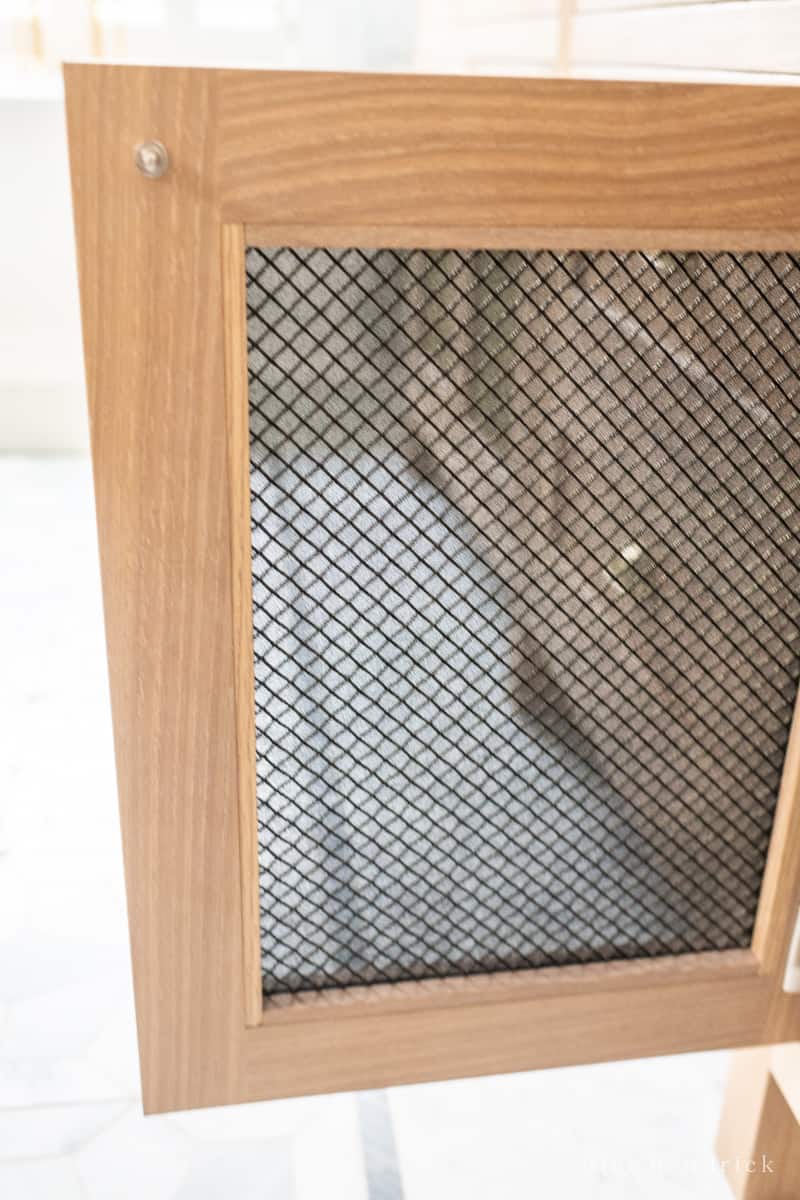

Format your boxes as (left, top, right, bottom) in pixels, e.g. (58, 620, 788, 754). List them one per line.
(0, 453, 734, 1197)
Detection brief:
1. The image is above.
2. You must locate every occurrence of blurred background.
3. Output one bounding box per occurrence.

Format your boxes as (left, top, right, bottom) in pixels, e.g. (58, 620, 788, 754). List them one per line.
(3, 0, 800, 453)
(2, 1, 799, 1196)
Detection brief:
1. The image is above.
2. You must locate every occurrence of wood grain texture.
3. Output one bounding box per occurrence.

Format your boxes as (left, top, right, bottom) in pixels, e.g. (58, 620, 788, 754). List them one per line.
(222, 222, 262, 1028)
(717, 1047, 774, 1200)
(753, 690, 800, 972)
(753, 689, 800, 1046)
(218, 72, 800, 236)
(744, 1074, 800, 1198)
(772, 1044, 800, 1123)
(718, 1044, 800, 1197)
(261, 948, 759, 1019)
(244, 222, 800, 253)
(246, 964, 770, 1101)
(719, 1047, 800, 1200)
(66, 63, 800, 1111)
(64, 63, 245, 1113)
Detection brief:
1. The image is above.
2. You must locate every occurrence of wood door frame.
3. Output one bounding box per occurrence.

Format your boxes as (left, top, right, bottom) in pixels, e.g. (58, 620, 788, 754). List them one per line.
(64, 63, 800, 1114)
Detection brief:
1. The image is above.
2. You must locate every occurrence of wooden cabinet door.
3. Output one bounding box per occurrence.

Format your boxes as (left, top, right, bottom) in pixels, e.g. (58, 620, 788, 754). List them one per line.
(65, 64, 800, 1114)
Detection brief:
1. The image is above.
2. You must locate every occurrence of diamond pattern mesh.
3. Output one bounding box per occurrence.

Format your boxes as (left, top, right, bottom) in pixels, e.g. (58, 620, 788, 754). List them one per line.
(247, 247, 800, 997)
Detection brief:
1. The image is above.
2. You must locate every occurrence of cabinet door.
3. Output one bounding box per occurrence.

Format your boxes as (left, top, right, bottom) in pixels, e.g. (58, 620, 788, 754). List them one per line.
(65, 65, 800, 1114)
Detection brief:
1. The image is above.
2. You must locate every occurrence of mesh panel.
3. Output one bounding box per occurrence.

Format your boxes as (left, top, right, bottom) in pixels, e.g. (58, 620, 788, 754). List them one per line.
(247, 247, 800, 997)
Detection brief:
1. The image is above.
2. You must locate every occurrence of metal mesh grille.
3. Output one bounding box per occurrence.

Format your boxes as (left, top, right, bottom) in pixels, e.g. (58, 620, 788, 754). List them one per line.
(247, 247, 800, 997)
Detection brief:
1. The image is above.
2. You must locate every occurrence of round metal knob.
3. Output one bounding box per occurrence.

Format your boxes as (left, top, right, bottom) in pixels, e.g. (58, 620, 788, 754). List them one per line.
(134, 140, 169, 179)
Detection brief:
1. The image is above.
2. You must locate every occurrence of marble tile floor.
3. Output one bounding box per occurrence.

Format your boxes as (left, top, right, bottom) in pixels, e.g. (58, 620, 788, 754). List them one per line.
(0, 453, 733, 1198)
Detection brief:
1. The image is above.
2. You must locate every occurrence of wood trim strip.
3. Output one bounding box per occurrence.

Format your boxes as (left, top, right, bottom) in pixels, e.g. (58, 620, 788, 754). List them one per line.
(218, 73, 800, 233)
(716, 1047, 776, 1200)
(771, 1043, 800, 1125)
(717, 1044, 800, 1196)
(753, 690, 800, 974)
(243, 223, 800, 253)
(64, 63, 246, 1113)
(222, 223, 262, 1028)
(752, 689, 800, 1046)
(260, 949, 759, 1022)
(246, 963, 770, 1101)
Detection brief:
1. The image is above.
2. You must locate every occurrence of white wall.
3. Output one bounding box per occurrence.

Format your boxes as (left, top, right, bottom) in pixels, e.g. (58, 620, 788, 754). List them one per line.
(0, 0, 416, 451)
(415, 0, 800, 79)
(0, 97, 88, 449)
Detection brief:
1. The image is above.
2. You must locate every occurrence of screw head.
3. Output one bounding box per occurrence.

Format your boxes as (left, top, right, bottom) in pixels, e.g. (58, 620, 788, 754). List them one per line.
(134, 140, 169, 179)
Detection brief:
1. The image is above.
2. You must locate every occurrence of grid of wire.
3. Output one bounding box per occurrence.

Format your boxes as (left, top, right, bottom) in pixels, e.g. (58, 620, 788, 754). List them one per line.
(247, 246, 800, 997)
